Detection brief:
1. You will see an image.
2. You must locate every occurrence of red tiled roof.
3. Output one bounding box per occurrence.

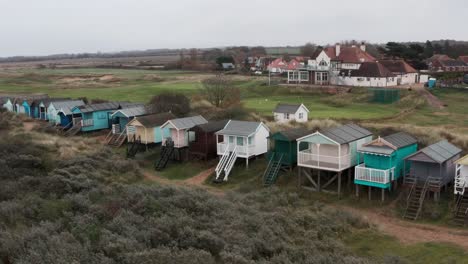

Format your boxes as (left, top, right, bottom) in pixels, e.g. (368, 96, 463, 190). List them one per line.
(458, 56, 468, 63)
(268, 58, 288, 69)
(320, 46, 375, 64)
(287, 59, 302, 70)
(379, 60, 417, 73)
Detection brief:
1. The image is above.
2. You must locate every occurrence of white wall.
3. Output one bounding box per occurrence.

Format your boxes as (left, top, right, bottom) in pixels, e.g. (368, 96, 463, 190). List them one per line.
(419, 74, 429, 83)
(294, 107, 308, 123)
(396, 73, 418, 85)
(332, 76, 398, 87)
(341, 63, 361, 70)
(254, 125, 269, 155)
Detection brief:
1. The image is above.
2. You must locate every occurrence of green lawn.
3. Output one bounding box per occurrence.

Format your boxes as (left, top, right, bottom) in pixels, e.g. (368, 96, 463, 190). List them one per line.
(345, 230, 468, 263)
(243, 95, 401, 120)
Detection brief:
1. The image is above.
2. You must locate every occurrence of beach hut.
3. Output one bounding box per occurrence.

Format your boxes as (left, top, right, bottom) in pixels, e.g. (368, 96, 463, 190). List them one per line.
(454, 155, 468, 226)
(36, 98, 70, 120)
(22, 95, 49, 117)
(53, 100, 86, 128)
(111, 105, 147, 134)
(188, 120, 229, 160)
(155, 116, 208, 168)
(297, 124, 373, 195)
(355, 132, 418, 202)
(70, 102, 140, 133)
(214, 120, 270, 182)
(48, 100, 84, 125)
(264, 128, 311, 186)
(1, 97, 13, 112)
(404, 140, 462, 199)
(126, 112, 176, 145)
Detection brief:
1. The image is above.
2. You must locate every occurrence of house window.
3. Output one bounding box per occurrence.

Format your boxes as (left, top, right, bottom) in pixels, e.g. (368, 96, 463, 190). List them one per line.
(366, 77, 370, 81)
(322, 72, 328, 81)
(236, 137, 244, 146)
(284, 113, 290, 119)
(299, 113, 304, 119)
(319, 60, 327, 66)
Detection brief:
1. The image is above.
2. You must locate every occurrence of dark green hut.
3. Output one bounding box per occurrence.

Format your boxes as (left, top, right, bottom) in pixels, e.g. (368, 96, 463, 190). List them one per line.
(264, 128, 311, 185)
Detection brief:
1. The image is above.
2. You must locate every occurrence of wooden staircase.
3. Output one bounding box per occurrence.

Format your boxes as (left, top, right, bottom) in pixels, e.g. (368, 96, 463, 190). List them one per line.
(453, 185, 468, 227)
(213, 144, 237, 183)
(63, 122, 82, 137)
(155, 140, 175, 171)
(403, 177, 431, 221)
(105, 128, 127, 147)
(126, 135, 141, 158)
(263, 153, 283, 186)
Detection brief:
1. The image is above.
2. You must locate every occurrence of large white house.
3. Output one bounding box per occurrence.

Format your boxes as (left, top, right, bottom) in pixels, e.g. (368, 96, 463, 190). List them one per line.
(287, 44, 420, 87)
(273, 103, 309, 123)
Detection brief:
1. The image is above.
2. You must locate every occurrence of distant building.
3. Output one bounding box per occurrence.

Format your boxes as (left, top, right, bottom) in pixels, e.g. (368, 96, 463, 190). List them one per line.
(335, 61, 398, 87)
(273, 103, 309, 123)
(380, 60, 419, 85)
(267, 58, 288, 73)
(427, 54, 468, 72)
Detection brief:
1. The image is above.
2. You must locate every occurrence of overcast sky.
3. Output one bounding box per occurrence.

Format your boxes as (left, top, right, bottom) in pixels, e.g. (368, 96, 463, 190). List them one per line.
(0, 0, 466, 57)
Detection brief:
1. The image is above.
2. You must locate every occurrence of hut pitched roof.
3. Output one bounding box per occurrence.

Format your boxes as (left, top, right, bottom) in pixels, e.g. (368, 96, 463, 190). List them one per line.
(112, 106, 147, 118)
(359, 132, 417, 155)
(133, 112, 176, 128)
(165, 115, 208, 130)
(272, 128, 312, 141)
(320, 123, 372, 144)
(53, 100, 86, 115)
(191, 120, 229, 133)
(274, 103, 308, 114)
(406, 140, 461, 164)
(217, 120, 268, 137)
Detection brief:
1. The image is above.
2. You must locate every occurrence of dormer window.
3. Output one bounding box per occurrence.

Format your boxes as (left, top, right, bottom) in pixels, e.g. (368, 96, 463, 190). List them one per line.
(319, 60, 327, 66)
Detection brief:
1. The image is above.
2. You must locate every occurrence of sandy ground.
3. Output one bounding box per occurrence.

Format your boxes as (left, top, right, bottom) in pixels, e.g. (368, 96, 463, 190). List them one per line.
(414, 86, 445, 109)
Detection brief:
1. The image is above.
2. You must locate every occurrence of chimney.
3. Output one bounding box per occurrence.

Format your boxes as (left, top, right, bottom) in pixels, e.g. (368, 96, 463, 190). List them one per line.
(360, 43, 366, 52)
(335, 43, 341, 57)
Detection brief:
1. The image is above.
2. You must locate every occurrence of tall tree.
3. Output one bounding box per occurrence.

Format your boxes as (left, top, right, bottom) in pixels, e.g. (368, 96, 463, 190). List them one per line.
(423, 41, 434, 58)
(201, 75, 240, 108)
(300, 42, 317, 57)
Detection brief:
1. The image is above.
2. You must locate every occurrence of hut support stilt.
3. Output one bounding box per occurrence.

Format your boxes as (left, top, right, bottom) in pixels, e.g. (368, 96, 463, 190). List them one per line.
(368, 186, 372, 200)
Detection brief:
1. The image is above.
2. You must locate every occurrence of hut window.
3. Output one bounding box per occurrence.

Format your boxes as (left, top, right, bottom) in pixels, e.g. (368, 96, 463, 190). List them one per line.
(218, 135, 224, 143)
(189, 131, 196, 142)
(248, 136, 253, 145)
(229, 136, 234, 144)
(299, 113, 304, 119)
(97, 112, 107, 119)
(236, 137, 244, 146)
(284, 113, 290, 120)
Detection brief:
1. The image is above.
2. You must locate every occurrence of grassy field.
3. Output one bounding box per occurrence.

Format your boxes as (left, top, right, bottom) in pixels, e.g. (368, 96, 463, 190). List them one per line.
(345, 230, 468, 264)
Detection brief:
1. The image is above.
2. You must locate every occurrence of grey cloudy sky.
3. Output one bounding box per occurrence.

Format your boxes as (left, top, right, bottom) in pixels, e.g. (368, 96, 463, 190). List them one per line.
(0, 0, 466, 57)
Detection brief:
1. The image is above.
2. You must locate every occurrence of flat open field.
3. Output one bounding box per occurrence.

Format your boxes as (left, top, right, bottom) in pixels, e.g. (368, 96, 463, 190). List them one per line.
(0, 67, 467, 135)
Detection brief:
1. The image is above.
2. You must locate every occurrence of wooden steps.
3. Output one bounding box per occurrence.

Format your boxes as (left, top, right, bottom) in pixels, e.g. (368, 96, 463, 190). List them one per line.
(263, 153, 283, 186)
(403, 178, 431, 221)
(126, 136, 141, 158)
(63, 122, 82, 137)
(155, 141, 175, 171)
(453, 190, 468, 227)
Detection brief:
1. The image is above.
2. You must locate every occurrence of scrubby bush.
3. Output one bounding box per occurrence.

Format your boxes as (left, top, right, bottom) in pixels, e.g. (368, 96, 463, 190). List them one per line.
(0, 130, 371, 264)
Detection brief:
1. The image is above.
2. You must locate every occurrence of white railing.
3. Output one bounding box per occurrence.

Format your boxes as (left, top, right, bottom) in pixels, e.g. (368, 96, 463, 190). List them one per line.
(298, 151, 350, 170)
(81, 119, 94, 127)
(217, 143, 255, 157)
(223, 147, 238, 181)
(354, 164, 395, 184)
(112, 124, 121, 134)
(455, 164, 466, 195)
(216, 144, 234, 179)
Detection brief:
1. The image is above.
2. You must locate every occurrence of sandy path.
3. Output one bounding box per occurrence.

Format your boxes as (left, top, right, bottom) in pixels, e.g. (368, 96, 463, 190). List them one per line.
(23, 121, 37, 131)
(414, 87, 445, 109)
(341, 206, 468, 250)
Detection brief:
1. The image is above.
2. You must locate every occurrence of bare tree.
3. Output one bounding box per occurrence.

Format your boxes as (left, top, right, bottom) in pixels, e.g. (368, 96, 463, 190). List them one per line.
(300, 42, 317, 57)
(201, 75, 240, 108)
